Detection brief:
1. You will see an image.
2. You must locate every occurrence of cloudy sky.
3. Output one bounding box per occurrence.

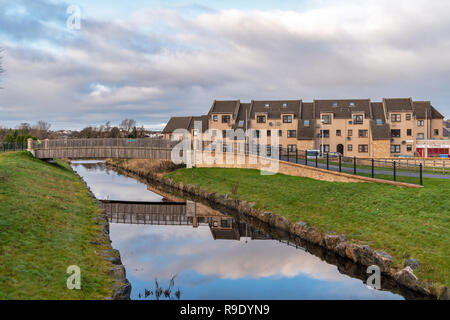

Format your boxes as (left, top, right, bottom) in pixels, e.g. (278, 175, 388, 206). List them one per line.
(0, 0, 449, 130)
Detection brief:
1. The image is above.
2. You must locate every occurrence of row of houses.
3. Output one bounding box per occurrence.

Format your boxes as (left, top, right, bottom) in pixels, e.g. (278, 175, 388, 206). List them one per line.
(162, 98, 449, 158)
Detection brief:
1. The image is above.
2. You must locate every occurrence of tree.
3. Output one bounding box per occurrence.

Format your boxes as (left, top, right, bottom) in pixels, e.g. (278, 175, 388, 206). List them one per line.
(110, 127, 120, 138)
(120, 119, 137, 133)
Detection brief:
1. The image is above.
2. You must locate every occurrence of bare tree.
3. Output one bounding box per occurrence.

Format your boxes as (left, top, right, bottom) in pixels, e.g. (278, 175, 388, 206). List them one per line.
(120, 119, 137, 133)
(33, 120, 51, 139)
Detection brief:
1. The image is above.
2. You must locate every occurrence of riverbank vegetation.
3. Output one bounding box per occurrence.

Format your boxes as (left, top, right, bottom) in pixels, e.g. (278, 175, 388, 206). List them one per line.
(165, 167, 449, 288)
(0, 152, 115, 299)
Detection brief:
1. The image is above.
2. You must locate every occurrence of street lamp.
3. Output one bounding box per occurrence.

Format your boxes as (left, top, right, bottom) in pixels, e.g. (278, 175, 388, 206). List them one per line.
(321, 119, 325, 157)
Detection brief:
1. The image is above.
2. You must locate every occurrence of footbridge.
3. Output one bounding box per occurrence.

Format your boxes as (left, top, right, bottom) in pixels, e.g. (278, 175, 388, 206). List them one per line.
(27, 138, 176, 160)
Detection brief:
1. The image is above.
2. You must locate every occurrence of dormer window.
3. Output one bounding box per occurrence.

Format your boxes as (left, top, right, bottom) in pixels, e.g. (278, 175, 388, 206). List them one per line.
(349, 102, 355, 107)
(238, 120, 244, 127)
(283, 115, 292, 123)
(322, 114, 332, 124)
(353, 115, 363, 124)
(332, 102, 338, 107)
(282, 103, 287, 108)
(265, 103, 270, 108)
(256, 115, 266, 123)
(376, 119, 383, 125)
(304, 120, 310, 127)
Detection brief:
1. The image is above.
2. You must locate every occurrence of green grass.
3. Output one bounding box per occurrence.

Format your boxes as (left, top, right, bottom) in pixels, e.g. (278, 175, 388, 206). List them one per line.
(166, 167, 450, 287)
(0, 152, 115, 299)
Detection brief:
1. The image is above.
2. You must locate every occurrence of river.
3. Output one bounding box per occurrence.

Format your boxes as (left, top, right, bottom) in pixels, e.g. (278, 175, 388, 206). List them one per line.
(71, 160, 406, 300)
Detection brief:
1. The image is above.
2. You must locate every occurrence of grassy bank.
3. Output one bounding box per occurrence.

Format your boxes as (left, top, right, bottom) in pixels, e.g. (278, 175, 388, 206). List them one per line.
(165, 167, 449, 287)
(0, 152, 115, 299)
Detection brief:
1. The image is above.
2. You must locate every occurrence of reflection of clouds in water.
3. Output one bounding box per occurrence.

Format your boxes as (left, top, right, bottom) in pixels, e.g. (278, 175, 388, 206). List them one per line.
(110, 224, 347, 284)
(72, 163, 163, 201)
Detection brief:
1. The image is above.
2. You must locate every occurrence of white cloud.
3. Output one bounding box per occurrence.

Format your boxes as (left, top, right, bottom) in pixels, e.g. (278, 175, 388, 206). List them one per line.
(0, 0, 449, 130)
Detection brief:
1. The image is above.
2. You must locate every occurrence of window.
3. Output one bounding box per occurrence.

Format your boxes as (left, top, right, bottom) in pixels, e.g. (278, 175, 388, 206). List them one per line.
(257, 115, 266, 123)
(254, 130, 260, 138)
(283, 115, 292, 123)
(348, 144, 353, 151)
(304, 120, 310, 127)
(407, 145, 412, 152)
(265, 103, 270, 108)
(287, 145, 297, 152)
(391, 129, 401, 138)
(282, 103, 287, 108)
(222, 115, 230, 123)
(417, 120, 424, 126)
(332, 102, 338, 107)
(287, 130, 296, 138)
(358, 144, 368, 153)
(407, 129, 412, 136)
(391, 114, 401, 122)
(353, 115, 363, 124)
(358, 130, 368, 138)
(212, 130, 217, 137)
(266, 145, 272, 156)
(417, 133, 424, 140)
(222, 130, 227, 138)
(322, 114, 331, 124)
(320, 130, 330, 138)
(213, 115, 218, 122)
(336, 129, 341, 136)
(193, 129, 198, 136)
(434, 129, 439, 136)
(223, 144, 232, 153)
(238, 120, 244, 127)
(348, 129, 353, 136)
(376, 119, 383, 125)
(267, 130, 271, 137)
(278, 130, 282, 137)
(406, 114, 411, 121)
(390, 145, 401, 153)
(320, 144, 330, 152)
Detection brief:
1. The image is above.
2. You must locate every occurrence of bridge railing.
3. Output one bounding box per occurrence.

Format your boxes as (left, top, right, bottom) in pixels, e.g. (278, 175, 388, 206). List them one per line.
(30, 138, 176, 149)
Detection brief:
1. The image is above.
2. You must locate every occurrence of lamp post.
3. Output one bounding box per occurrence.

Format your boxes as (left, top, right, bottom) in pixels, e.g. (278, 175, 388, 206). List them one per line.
(321, 119, 325, 157)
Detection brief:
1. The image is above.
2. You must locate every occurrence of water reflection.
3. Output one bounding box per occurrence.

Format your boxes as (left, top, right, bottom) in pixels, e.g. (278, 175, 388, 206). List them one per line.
(71, 160, 407, 300)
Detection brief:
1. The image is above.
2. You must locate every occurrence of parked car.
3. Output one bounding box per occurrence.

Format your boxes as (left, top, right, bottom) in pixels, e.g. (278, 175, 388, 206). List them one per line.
(327, 152, 342, 158)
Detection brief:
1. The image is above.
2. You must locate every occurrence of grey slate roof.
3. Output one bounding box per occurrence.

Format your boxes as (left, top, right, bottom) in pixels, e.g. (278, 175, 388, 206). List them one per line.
(314, 99, 372, 119)
(384, 98, 413, 112)
(162, 115, 208, 133)
(249, 100, 302, 119)
(298, 102, 315, 139)
(208, 100, 240, 117)
(232, 103, 251, 130)
(162, 116, 192, 133)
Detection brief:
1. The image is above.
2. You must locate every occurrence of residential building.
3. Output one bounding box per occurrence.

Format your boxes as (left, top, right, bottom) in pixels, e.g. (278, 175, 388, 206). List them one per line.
(162, 98, 448, 158)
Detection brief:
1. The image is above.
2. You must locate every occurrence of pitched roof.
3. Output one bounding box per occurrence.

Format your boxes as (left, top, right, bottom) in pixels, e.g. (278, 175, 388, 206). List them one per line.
(162, 116, 192, 133)
(162, 115, 208, 134)
(370, 120, 391, 140)
(188, 115, 209, 132)
(298, 102, 315, 139)
(232, 103, 251, 130)
(314, 99, 371, 119)
(384, 98, 413, 112)
(208, 100, 240, 117)
(249, 100, 302, 119)
(412, 101, 443, 119)
(370, 102, 386, 123)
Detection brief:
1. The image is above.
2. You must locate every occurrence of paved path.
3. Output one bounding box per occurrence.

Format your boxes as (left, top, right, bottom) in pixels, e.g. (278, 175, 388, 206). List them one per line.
(279, 156, 450, 180)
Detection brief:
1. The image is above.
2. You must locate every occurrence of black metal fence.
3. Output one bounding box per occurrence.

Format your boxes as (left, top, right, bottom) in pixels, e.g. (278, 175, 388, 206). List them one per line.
(1, 142, 27, 152)
(241, 144, 424, 186)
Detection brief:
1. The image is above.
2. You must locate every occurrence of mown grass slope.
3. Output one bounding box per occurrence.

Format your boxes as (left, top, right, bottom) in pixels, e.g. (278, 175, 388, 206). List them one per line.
(0, 152, 114, 299)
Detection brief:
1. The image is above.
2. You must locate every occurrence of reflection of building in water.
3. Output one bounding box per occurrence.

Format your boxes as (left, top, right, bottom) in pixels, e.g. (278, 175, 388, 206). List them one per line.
(209, 216, 271, 241)
(102, 200, 272, 241)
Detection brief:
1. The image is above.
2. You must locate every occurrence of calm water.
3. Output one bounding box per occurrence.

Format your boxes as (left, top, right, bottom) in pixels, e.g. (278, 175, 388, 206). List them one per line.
(71, 160, 404, 300)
